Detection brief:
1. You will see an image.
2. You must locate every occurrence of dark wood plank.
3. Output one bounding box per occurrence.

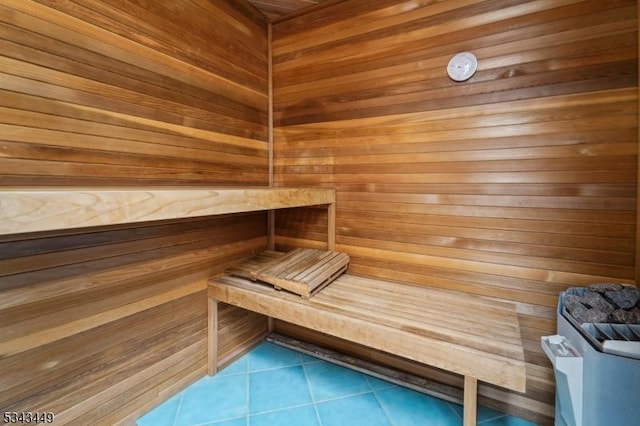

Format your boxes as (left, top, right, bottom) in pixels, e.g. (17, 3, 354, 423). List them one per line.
(272, 1, 637, 423)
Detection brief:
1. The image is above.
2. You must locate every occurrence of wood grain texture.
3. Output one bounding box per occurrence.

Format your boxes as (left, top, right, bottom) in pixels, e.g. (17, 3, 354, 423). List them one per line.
(247, 0, 329, 20)
(0, 0, 271, 423)
(0, 0, 269, 186)
(209, 261, 524, 425)
(1, 0, 637, 423)
(249, 248, 349, 297)
(209, 265, 526, 389)
(272, 0, 638, 423)
(0, 214, 269, 423)
(0, 187, 335, 236)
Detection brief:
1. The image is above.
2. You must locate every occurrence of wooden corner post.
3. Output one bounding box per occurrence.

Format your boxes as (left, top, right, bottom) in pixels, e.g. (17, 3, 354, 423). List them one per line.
(207, 298, 218, 375)
(327, 201, 336, 250)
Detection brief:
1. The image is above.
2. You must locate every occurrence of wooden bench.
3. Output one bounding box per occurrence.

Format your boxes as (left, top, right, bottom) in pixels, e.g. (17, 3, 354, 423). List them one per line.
(0, 186, 336, 238)
(207, 253, 526, 426)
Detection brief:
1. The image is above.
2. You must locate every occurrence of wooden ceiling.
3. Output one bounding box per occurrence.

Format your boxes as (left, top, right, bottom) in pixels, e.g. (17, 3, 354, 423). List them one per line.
(246, 0, 331, 20)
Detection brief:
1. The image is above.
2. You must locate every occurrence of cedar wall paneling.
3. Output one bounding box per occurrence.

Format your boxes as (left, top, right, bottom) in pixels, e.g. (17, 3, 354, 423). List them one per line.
(247, 0, 327, 20)
(272, 0, 638, 423)
(0, 0, 268, 186)
(0, 0, 269, 423)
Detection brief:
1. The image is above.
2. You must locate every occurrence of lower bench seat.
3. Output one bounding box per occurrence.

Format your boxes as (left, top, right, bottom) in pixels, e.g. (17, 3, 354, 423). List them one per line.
(207, 254, 526, 426)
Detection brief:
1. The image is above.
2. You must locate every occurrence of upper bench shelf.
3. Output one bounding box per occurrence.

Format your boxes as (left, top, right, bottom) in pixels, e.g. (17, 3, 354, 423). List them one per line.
(0, 186, 335, 236)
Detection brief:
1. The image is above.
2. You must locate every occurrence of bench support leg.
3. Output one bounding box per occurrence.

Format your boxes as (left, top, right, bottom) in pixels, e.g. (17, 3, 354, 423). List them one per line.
(463, 376, 478, 426)
(208, 298, 218, 375)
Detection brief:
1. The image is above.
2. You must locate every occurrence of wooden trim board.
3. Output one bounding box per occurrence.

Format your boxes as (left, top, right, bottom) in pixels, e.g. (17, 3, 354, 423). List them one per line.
(0, 187, 335, 236)
(266, 332, 465, 405)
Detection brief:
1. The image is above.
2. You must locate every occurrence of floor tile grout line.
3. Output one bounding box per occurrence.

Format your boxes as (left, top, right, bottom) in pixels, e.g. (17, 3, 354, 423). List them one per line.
(172, 390, 185, 426)
(247, 362, 308, 374)
(246, 367, 251, 426)
(186, 415, 246, 426)
(371, 388, 398, 426)
(445, 400, 463, 423)
(217, 371, 248, 378)
(248, 401, 317, 416)
(477, 413, 509, 424)
(313, 404, 324, 426)
(302, 362, 318, 404)
(245, 400, 322, 425)
(248, 364, 303, 373)
(363, 370, 376, 393)
(364, 375, 398, 392)
(301, 362, 324, 426)
(313, 389, 385, 405)
(139, 341, 537, 426)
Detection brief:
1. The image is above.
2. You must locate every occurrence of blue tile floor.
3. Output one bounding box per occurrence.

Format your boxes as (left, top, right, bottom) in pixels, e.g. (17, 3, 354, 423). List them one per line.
(138, 341, 538, 426)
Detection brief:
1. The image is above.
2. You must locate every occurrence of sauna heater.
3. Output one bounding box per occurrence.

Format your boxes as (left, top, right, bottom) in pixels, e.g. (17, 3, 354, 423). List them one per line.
(541, 286, 640, 426)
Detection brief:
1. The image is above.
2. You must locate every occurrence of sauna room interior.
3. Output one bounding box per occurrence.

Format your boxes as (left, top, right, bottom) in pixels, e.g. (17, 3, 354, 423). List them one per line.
(0, 0, 638, 425)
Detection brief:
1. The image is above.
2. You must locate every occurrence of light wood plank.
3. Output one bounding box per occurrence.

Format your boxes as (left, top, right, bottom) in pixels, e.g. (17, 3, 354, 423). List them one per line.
(272, 3, 637, 424)
(0, 187, 335, 236)
(208, 299, 218, 375)
(463, 376, 478, 426)
(208, 280, 525, 389)
(249, 248, 349, 297)
(0, 0, 273, 423)
(208, 267, 526, 392)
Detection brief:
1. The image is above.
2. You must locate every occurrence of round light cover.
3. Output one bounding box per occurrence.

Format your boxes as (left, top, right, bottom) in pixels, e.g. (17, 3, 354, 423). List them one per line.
(447, 52, 478, 82)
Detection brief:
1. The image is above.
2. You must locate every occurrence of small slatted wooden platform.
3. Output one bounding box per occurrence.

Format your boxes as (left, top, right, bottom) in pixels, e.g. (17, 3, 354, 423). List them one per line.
(208, 252, 526, 426)
(227, 249, 350, 298)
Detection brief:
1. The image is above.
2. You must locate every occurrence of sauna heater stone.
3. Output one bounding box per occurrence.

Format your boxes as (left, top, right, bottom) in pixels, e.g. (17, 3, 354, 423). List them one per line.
(542, 284, 640, 426)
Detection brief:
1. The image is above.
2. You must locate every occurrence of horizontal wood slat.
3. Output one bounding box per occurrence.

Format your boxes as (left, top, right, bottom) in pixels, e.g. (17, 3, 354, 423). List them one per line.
(247, 0, 328, 20)
(0, 213, 269, 423)
(1, 0, 271, 423)
(1, 0, 638, 424)
(0, 0, 269, 186)
(0, 186, 335, 236)
(248, 248, 350, 297)
(272, 1, 638, 423)
(208, 267, 526, 392)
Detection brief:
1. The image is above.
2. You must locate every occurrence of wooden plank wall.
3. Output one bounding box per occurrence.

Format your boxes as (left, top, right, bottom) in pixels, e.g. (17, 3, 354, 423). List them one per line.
(0, 0, 268, 185)
(247, 0, 327, 21)
(0, 0, 270, 423)
(272, 0, 638, 423)
(0, 216, 268, 424)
